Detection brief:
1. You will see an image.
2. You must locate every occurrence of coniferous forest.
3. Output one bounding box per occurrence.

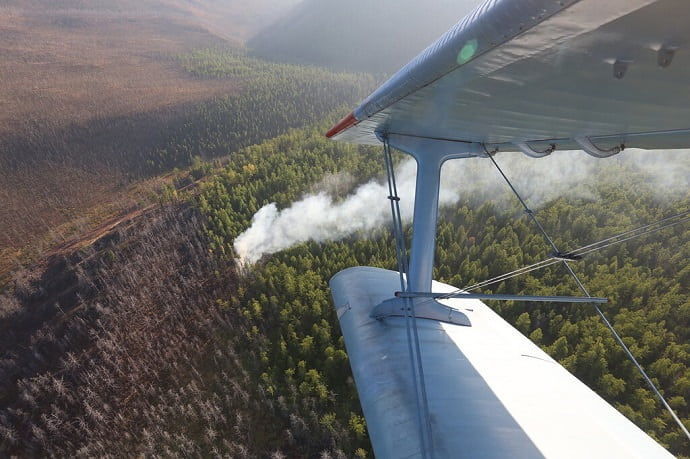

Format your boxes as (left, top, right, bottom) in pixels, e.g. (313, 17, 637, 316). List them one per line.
(0, 11, 689, 459)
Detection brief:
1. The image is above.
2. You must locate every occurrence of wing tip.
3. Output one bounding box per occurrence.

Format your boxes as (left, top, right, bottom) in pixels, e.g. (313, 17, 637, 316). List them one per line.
(326, 112, 358, 139)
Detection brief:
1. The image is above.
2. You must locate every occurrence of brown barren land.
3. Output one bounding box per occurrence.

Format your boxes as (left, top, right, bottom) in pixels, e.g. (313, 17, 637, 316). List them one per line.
(0, 1, 292, 268)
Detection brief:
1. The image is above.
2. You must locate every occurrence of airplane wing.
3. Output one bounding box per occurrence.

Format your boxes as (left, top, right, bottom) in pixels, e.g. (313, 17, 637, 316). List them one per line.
(327, 0, 690, 154)
(331, 268, 674, 458)
(326, 1, 686, 457)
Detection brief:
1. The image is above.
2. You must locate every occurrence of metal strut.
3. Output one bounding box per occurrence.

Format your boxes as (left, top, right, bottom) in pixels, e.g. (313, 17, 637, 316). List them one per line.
(373, 134, 472, 327)
(382, 138, 434, 459)
(485, 149, 690, 442)
(397, 292, 608, 303)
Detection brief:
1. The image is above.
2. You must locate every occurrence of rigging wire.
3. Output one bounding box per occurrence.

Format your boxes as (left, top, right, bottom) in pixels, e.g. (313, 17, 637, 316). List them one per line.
(483, 149, 690, 442)
(461, 211, 690, 292)
(383, 139, 434, 458)
(570, 212, 690, 257)
(570, 210, 690, 256)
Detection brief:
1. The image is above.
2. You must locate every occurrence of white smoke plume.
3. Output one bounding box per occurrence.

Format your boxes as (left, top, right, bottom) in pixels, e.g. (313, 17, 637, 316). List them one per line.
(235, 149, 689, 263)
(234, 160, 416, 264)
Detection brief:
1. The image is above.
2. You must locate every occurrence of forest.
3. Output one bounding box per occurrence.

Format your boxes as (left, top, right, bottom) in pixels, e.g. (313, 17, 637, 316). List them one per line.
(1, 110, 688, 456)
(147, 49, 374, 174)
(0, 46, 373, 284)
(0, 20, 688, 459)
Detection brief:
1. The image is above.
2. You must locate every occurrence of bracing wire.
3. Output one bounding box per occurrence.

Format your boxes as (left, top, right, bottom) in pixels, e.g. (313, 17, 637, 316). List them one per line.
(461, 211, 690, 292)
(383, 139, 434, 458)
(570, 212, 690, 257)
(484, 149, 690, 442)
(569, 210, 690, 256)
(383, 140, 425, 455)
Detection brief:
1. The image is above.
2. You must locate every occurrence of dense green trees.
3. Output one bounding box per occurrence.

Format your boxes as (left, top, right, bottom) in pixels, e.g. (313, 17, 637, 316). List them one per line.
(195, 123, 385, 455)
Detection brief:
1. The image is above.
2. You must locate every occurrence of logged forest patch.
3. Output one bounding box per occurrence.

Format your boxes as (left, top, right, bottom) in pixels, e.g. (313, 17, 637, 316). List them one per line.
(0, 204, 244, 455)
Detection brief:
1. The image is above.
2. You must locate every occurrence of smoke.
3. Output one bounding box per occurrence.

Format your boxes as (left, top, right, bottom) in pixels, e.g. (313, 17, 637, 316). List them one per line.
(235, 149, 689, 263)
(234, 160, 416, 264)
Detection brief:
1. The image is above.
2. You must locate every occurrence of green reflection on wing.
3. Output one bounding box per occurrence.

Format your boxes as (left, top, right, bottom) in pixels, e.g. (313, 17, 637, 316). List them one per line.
(457, 39, 479, 65)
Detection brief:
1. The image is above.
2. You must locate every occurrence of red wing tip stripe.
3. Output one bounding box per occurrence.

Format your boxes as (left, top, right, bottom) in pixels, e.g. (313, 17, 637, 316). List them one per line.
(326, 112, 358, 138)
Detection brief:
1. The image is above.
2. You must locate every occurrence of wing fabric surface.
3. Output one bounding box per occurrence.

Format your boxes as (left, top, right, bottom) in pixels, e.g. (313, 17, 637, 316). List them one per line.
(328, 0, 690, 152)
(330, 268, 674, 458)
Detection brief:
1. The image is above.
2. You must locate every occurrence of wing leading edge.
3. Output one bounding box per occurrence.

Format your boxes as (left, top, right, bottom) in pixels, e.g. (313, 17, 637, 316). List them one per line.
(328, 0, 690, 153)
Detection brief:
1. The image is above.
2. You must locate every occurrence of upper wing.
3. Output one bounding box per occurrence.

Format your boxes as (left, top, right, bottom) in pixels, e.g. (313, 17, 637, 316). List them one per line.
(327, 0, 690, 153)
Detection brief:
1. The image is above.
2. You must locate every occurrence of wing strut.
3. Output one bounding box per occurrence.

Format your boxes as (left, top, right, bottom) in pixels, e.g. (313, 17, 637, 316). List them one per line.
(371, 134, 472, 326)
(383, 139, 434, 459)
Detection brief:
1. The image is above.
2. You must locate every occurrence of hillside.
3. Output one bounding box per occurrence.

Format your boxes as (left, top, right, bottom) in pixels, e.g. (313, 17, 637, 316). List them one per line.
(0, 0, 371, 277)
(0, 123, 381, 457)
(0, 0, 300, 139)
(248, 0, 480, 74)
(0, 0, 299, 43)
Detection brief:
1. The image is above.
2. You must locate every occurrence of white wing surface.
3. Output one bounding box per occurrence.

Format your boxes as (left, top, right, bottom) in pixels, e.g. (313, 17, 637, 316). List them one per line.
(331, 268, 674, 458)
(328, 0, 690, 153)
